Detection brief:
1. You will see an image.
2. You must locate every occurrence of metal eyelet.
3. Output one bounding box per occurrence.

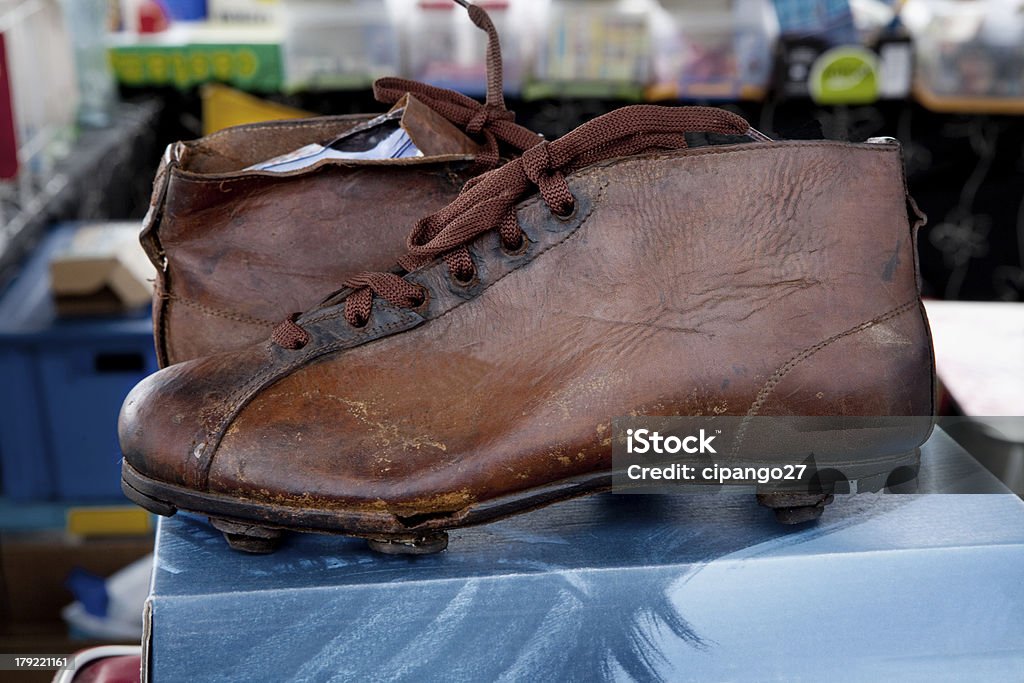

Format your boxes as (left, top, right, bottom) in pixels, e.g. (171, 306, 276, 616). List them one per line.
(409, 286, 430, 312)
(553, 195, 578, 222)
(500, 232, 529, 257)
(451, 266, 478, 287)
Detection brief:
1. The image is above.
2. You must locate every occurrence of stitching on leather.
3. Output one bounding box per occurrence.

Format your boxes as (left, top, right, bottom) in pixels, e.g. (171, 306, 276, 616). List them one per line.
(163, 294, 277, 327)
(153, 277, 170, 367)
(745, 299, 919, 419)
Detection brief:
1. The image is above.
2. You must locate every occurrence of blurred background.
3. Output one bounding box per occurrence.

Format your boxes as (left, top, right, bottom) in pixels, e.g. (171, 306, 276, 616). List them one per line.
(0, 0, 1021, 676)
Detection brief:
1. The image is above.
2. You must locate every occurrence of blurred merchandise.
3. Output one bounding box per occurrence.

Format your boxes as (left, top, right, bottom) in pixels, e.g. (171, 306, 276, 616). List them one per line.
(775, 22, 910, 101)
(58, 0, 117, 127)
(138, 0, 171, 33)
(776, 37, 826, 97)
(62, 555, 152, 640)
(200, 82, 312, 135)
(280, 0, 400, 91)
(0, 532, 152, 634)
(207, 0, 281, 24)
(162, 0, 208, 22)
(0, 0, 78, 234)
(872, 15, 913, 98)
(0, 224, 158, 501)
(772, 0, 858, 44)
(770, 0, 891, 102)
(529, 0, 652, 99)
(107, 23, 283, 91)
(649, 0, 778, 101)
(908, 0, 1024, 113)
(0, 33, 17, 179)
(402, 0, 525, 95)
(66, 506, 153, 537)
(807, 45, 880, 103)
(48, 223, 155, 317)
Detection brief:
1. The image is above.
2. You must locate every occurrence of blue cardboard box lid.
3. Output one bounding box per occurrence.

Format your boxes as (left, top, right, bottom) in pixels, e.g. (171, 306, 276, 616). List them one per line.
(146, 428, 1024, 681)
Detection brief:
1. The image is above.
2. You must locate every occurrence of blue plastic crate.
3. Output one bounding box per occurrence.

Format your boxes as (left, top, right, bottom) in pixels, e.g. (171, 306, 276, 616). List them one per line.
(0, 224, 157, 501)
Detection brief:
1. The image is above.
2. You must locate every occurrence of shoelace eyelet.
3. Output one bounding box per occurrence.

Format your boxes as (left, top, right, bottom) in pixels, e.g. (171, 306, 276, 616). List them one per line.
(553, 197, 578, 222)
(351, 315, 369, 329)
(452, 266, 477, 287)
(500, 232, 528, 256)
(409, 286, 429, 310)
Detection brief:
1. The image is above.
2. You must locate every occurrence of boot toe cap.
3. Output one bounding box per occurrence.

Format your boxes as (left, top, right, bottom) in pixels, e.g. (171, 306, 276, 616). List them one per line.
(119, 363, 198, 486)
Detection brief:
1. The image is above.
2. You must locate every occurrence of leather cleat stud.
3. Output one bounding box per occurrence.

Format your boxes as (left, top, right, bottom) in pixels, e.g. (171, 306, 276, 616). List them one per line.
(757, 493, 836, 525)
(365, 532, 449, 556)
(208, 518, 284, 554)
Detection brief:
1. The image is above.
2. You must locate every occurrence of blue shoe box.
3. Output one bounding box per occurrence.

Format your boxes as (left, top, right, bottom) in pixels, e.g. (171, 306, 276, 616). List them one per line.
(0, 224, 158, 500)
(145, 428, 1024, 681)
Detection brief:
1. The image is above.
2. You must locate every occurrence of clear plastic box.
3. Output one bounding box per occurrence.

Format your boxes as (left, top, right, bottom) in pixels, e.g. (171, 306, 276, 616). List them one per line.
(908, 0, 1024, 112)
(649, 0, 778, 101)
(527, 0, 653, 99)
(280, 0, 401, 92)
(401, 0, 525, 96)
(207, 0, 283, 25)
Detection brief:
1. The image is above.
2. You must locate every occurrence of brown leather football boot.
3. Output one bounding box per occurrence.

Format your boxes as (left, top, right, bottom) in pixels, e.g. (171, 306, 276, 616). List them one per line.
(144, 1, 541, 367)
(120, 106, 935, 554)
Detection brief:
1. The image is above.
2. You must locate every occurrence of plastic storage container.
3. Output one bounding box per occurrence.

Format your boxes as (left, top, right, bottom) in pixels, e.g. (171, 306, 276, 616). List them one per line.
(280, 0, 401, 91)
(909, 0, 1024, 113)
(0, 0, 77, 185)
(649, 0, 778, 101)
(528, 0, 653, 99)
(402, 0, 525, 96)
(207, 0, 282, 25)
(162, 0, 209, 21)
(0, 225, 158, 501)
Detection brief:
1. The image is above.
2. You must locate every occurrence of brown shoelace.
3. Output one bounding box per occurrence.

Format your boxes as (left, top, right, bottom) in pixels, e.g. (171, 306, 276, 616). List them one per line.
(373, 1, 541, 168)
(271, 105, 760, 349)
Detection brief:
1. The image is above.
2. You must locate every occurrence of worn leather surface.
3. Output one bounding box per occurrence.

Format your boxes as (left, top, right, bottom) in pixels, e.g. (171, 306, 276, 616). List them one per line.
(121, 140, 935, 516)
(143, 114, 479, 366)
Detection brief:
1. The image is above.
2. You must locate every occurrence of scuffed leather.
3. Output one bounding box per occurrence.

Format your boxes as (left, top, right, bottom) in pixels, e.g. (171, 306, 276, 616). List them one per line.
(121, 140, 935, 516)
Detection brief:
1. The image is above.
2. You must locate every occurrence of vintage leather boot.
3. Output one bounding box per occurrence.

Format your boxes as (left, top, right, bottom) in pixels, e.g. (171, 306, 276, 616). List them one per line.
(120, 105, 935, 554)
(144, 1, 541, 367)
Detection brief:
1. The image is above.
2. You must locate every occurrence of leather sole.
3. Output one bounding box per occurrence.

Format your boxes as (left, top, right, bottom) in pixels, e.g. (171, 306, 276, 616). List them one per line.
(121, 449, 919, 554)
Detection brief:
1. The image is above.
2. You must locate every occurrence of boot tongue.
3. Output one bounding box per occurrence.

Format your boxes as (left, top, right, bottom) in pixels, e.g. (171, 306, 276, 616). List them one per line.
(388, 94, 484, 158)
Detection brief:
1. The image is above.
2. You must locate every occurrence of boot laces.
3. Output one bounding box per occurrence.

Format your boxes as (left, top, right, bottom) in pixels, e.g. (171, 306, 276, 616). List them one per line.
(272, 105, 763, 348)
